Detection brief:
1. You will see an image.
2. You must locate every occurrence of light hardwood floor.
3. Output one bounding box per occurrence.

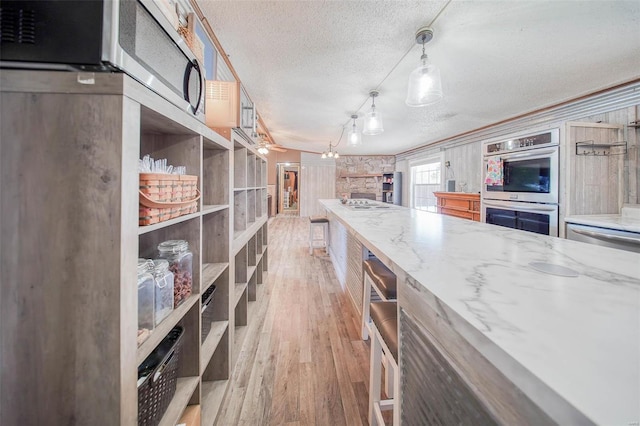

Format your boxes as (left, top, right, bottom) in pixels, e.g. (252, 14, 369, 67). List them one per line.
(215, 216, 371, 425)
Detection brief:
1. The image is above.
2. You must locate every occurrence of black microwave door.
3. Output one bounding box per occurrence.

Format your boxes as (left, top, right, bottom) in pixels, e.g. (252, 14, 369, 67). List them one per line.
(0, 0, 104, 66)
(503, 157, 551, 193)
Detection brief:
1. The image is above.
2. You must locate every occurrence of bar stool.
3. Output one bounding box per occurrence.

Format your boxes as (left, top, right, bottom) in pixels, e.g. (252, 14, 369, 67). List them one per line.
(308, 216, 329, 255)
(362, 258, 397, 340)
(369, 301, 399, 426)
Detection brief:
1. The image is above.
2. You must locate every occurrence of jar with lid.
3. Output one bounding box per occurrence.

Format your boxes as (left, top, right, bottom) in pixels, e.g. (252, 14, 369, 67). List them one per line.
(137, 259, 155, 345)
(152, 259, 174, 326)
(157, 240, 193, 307)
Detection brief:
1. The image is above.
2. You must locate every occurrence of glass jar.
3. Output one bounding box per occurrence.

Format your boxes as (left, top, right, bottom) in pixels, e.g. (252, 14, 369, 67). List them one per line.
(157, 240, 193, 307)
(137, 259, 155, 345)
(152, 259, 174, 326)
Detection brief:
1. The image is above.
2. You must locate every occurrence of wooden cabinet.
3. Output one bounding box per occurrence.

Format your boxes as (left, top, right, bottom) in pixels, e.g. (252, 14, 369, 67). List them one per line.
(0, 70, 268, 425)
(434, 192, 481, 221)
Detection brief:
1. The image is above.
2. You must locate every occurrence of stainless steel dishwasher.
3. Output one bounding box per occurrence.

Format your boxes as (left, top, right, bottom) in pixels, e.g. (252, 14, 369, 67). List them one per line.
(566, 223, 640, 253)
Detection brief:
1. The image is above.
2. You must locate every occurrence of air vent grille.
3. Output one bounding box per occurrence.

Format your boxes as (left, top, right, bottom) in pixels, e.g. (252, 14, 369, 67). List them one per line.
(0, 6, 36, 44)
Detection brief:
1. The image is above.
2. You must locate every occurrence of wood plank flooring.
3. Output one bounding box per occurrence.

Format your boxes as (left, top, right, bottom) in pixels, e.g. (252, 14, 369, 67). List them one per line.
(215, 216, 371, 425)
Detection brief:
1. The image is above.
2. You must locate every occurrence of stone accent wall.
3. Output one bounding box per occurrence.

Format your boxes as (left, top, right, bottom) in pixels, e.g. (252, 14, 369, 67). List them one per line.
(335, 155, 396, 201)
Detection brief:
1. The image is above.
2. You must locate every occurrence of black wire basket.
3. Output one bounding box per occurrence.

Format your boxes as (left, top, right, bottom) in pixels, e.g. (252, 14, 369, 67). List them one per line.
(201, 284, 217, 343)
(137, 326, 184, 426)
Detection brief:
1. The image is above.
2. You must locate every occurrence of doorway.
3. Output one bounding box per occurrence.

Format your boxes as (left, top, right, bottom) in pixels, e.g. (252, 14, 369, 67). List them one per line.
(278, 163, 300, 215)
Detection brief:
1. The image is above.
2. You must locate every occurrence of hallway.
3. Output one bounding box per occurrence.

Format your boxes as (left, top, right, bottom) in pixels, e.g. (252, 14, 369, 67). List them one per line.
(216, 216, 371, 425)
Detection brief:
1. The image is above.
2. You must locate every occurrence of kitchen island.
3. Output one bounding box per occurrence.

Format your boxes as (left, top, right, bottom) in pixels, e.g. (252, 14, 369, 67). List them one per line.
(320, 199, 639, 425)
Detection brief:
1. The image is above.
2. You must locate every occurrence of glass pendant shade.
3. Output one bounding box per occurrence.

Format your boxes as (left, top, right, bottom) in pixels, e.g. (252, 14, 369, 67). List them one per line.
(321, 152, 327, 159)
(363, 106, 384, 135)
(347, 115, 361, 146)
(406, 55, 443, 107)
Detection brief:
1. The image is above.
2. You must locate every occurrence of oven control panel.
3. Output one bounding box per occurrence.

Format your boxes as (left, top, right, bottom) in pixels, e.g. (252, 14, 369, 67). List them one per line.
(484, 129, 559, 155)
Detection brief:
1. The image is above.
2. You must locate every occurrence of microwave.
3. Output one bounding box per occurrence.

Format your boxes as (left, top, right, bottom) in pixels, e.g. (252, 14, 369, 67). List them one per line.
(0, 0, 205, 121)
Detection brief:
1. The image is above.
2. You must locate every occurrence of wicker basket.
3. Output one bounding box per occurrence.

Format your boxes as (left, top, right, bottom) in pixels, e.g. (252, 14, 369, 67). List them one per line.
(137, 326, 184, 426)
(201, 284, 217, 343)
(139, 174, 200, 226)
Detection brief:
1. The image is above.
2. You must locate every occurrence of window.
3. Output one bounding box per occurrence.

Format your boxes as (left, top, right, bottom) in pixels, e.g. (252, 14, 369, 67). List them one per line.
(410, 155, 443, 212)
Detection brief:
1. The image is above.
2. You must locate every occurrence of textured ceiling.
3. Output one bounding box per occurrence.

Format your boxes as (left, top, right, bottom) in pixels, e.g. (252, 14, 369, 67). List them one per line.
(197, 1, 640, 155)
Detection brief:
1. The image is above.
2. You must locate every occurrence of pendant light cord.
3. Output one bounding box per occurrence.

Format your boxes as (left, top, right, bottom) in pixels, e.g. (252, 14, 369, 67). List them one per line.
(338, 0, 452, 130)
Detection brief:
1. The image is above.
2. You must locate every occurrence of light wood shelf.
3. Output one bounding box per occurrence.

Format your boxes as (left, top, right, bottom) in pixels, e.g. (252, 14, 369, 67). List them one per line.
(233, 283, 249, 308)
(137, 294, 200, 365)
(247, 265, 257, 280)
(201, 380, 230, 426)
(202, 204, 229, 215)
(157, 376, 200, 426)
(138, 211, 201, 235)
(202, 263, 229, 287)
(201, 320, 229, 373)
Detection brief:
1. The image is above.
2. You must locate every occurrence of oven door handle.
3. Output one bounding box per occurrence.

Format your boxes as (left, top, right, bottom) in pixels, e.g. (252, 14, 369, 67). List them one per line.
(569, 227, 640, 245)
(483, 200, 557, 212)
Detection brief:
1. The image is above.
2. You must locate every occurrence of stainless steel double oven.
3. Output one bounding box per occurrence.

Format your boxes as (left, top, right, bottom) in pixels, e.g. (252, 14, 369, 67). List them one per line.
(481, 128, 560, 236)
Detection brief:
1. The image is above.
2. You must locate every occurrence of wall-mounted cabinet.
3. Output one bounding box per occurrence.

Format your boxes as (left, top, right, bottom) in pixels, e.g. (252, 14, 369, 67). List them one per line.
(0, 70, 267, 426)
(205, 81, 258, 144)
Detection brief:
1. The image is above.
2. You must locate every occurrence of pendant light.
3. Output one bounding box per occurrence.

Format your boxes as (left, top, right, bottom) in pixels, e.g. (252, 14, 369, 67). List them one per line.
(347, 114, 361, 146)
(406, 27, 443, 107)
(363, 90, 384, 135)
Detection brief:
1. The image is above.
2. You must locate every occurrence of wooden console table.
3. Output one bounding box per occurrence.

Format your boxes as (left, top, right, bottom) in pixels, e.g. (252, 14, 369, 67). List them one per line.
(433, 192, 481, 222)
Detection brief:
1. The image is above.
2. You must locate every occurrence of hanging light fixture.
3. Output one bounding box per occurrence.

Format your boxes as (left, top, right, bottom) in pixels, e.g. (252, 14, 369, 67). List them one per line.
(406, 26, 443, 107)
(363, 90, 384, 135)
(322, 142, 339, 159)
(257, 144, 269, 155)
(347, 114, 361, 146)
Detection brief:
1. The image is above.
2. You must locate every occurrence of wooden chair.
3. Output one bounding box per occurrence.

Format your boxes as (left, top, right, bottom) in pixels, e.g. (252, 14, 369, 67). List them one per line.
(369, 301, 399, 425)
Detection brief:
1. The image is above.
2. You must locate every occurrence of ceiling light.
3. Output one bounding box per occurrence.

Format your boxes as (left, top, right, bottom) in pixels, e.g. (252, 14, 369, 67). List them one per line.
(406, 26, 443, 107)
(347, 114, 361, 146)
(257, 145, 269, 155)
(363, 90, 384, 135)
(322, 142, 338, 159)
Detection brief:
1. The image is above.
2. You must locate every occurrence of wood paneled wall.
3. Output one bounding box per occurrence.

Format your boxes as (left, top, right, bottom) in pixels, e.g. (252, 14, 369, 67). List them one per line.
(300, 152, 336, 217)
(570, 105, 639, 207)
(567, 122, 626, 215)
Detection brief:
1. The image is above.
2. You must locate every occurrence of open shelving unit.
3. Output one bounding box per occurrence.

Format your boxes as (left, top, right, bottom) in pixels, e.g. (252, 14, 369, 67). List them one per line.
(0, 69, 269, 425)
(230, 131, 269, 368)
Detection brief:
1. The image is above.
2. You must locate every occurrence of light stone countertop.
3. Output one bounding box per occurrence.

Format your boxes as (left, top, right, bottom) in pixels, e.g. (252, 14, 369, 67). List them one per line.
(565, 205, 640, 233)
(320, 199, 640, 425)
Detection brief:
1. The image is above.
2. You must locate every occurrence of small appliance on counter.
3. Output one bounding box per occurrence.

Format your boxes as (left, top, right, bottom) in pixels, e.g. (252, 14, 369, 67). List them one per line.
(565, 204, 640, 253)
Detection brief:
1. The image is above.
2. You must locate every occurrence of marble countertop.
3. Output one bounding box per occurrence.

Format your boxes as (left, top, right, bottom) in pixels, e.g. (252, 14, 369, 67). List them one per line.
(320, 199, 640, 425)
(565, 205, 640, 233)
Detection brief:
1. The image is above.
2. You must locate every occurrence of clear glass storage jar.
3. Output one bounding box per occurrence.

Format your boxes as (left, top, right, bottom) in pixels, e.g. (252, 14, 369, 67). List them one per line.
(157, 240, 193, 307)
(137, 259, 155, 345)
(152, 259, 174, 326)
